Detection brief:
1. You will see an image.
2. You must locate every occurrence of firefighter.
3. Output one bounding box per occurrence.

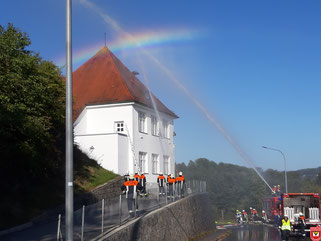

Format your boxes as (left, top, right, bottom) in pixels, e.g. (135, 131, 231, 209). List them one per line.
(249, 207, 254, 222)
(167, 173, 171, 182)
(236, 210, 242, 224)
(252, 208, 258, 221)
(157, 172, 166, 196)
(121, 174, 142, 216)
(134, 172, 140, 182)
(139, 173, 147, 197)
(167, 174, 176, 199)
(274, 209, 280, 226)
(280, 215, 291, 241)
(262, 210, 268, 223)
(242, 210, 248, 223)
(176, 171, 185, 197)
(298, 212, 306, 237)
(124, 171, 129, 182)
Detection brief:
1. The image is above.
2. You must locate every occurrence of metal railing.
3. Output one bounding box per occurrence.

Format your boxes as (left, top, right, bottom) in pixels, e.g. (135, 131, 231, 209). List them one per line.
(52, 180, 206, 240)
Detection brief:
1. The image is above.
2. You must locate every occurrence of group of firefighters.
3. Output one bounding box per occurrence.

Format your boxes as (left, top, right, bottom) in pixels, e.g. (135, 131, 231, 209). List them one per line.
(121, 171, 186, 216)
(236, 207, 263, 223)
(236, 209, 307, 240)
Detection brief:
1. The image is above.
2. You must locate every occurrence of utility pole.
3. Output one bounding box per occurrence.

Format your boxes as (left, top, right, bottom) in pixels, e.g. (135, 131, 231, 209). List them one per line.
(66, 0, 74, 240)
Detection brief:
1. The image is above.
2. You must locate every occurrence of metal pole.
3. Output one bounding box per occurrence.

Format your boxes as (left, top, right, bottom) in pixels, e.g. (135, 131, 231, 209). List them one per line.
(262, 146, 288, 193)
(81, 206, 85, 241)
(165, 185, 168, 205)
(134, 195, 137, 217)
(57, 214, 61, 241)
(119, 195, 122, 226)
(66, 0, 73, 240)
(101, 199, 104, 234)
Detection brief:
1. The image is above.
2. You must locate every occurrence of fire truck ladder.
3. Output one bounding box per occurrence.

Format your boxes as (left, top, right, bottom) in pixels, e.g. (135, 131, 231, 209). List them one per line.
(124, 123, 139, 173)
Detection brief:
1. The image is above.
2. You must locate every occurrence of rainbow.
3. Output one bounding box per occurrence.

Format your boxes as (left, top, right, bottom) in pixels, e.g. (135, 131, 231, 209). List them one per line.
(54, 28, 205, 68)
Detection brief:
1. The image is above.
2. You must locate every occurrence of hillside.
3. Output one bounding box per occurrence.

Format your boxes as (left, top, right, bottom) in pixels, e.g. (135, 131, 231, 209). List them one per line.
(177, 158, 321, 220)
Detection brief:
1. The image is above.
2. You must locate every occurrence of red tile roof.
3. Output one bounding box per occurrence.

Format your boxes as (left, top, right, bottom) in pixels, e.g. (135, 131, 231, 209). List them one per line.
(73, 46, 178, 121)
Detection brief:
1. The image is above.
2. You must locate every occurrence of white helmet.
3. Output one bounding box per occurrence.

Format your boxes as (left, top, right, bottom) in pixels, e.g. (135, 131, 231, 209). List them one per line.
(129, 174, 134, 180)
(284, 215, 288, 218)
(262, 210, 265, 213)
(250, 207, 252, 209)
(160, 172, 163, 175)
(242, 210, 245, 212)
(179, 171, 183, 176)
(299, 212, 303, 216)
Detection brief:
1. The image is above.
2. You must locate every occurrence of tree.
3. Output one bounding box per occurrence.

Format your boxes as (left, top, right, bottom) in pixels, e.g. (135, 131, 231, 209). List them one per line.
(0, 23, 65, 227)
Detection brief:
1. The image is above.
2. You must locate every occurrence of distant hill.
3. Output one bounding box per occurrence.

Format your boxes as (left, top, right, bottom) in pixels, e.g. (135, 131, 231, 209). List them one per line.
(295, 166, 321, 180)
(177, 158, 321, 221)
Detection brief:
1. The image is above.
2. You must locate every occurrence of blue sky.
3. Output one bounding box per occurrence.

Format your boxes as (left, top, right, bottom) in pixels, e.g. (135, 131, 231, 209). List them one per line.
(1, 0, 321, 171)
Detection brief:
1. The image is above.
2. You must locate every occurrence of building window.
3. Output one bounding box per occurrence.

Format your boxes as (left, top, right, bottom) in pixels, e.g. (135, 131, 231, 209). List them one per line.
(152, 154, 159, 174)
(163, 155, 169, 174)
(151, 115, 159, 136)
(115, 121, 124, 133)
(138, 111, 147, 133)
(163, 119, 169, 138)
(139, 152, 147, 173)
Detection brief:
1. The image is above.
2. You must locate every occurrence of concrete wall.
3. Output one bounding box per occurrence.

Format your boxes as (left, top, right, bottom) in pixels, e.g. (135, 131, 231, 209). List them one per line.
(98, 193, 215, 241)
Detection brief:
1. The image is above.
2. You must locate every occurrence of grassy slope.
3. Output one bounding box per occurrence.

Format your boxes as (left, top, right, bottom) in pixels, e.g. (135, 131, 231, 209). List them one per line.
(75, 166, 118, 193)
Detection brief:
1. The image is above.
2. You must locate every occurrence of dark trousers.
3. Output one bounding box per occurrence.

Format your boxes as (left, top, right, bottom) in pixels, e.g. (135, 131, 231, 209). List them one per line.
(177, 182, 184, 196)
(281, 230, 290, 240)
(141, 185, 146, 194)
(127, 194, 137, 211)
(168, 184, 174, 197)
(298, 221, 305, 235)
(159, 186, 165, 194)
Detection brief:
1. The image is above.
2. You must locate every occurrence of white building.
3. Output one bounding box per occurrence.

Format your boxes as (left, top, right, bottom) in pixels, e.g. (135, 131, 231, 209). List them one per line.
(73, 46, 178, 183)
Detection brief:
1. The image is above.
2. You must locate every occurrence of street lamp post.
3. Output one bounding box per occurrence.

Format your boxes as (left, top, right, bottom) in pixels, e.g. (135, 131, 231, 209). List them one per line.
(66, 0, 74, 240)
(262, 146, 288, 193)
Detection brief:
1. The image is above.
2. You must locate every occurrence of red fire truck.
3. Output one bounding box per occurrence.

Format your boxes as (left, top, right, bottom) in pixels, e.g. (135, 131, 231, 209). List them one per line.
(263, 193, 321, 236)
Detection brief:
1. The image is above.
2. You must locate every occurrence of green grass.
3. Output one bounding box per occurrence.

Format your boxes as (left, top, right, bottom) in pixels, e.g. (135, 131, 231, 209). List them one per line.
(75, 166, 119, 192)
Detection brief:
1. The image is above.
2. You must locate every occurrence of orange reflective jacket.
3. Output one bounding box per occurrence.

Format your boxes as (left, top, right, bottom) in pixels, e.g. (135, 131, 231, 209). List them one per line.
(124, 180, 138, 186)
(176, 176, 184, 182)
(168, 177, 176, 184)
(167, 176, 171, 182)
(158, 175, 165, 180)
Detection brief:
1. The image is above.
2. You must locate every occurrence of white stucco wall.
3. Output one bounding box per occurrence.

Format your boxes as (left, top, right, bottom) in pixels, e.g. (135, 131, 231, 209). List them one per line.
(74, 102, 177, 184)
(133, 105, 176, 183)
(74, 133, 128, 174)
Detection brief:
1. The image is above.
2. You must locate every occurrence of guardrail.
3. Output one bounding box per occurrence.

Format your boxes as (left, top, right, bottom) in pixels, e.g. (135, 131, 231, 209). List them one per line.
(56, 180, 207, 241)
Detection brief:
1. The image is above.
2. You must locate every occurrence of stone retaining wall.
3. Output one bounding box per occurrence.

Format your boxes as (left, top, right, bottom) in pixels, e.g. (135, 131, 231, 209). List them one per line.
(98, 193, 215, 241)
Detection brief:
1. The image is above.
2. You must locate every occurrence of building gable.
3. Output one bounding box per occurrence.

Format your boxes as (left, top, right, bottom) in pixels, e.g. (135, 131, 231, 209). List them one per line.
(73, 46, 178, 121)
